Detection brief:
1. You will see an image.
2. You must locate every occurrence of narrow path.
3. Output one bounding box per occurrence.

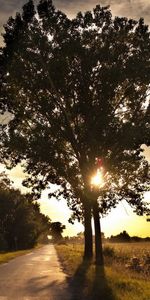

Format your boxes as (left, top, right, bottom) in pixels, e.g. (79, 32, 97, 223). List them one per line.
(0, 244, 71, 300)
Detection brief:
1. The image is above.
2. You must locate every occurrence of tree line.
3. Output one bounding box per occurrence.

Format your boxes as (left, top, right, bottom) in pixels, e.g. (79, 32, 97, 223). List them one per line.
(108, 230, 150, 243)
(0, 173, 51, 251)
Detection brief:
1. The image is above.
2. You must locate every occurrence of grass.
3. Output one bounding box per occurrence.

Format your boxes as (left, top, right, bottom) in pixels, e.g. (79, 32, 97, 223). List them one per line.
(0, 244, 43, 265)
(55, 243, 150, 300)
(105, 242, 150, 260)
(0, 249, 32, 264)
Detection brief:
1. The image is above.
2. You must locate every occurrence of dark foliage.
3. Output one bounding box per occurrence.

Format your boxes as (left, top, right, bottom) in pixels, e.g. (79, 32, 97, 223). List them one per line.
(108, 230, 150, 242)
(0, 0, 149, 217)
(49, 221, 66, 242)
(110, 230, 131, 243)
(0, 173, 51, 251)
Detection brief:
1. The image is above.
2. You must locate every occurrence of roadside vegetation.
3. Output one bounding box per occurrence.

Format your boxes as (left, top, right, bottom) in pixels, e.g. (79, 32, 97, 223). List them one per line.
(0, 249, 31, 264)
(55, 242, 150, 300)
(0, 173, 51, 252)
(0, 243, 44, 265)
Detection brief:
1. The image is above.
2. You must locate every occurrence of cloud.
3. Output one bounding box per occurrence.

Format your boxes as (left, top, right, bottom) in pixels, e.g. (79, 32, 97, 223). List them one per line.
(0, 0, 150, 45)
(53, 0, 150, 24)
(0, 0, 25, 23)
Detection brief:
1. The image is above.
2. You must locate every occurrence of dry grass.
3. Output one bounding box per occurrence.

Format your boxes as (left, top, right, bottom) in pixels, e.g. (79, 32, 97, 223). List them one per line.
(55, 242, 150, 300)
(0, 249, 31, 264)
(0, 244, 43, 265)
(105, 242, 150, 259)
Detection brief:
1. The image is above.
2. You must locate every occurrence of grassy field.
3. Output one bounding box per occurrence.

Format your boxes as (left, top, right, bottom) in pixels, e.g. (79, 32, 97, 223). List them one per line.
(106, 242, 150, 259)
(0, 249, 31, 264)
(55, 242, 150, 300)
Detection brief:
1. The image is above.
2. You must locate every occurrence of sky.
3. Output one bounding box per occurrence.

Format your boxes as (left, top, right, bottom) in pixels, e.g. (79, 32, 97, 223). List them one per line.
(0, 0, 150, 237)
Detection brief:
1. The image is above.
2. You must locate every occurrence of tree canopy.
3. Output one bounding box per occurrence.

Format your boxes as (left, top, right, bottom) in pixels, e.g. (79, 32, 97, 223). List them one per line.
(0, 0, 150, 262)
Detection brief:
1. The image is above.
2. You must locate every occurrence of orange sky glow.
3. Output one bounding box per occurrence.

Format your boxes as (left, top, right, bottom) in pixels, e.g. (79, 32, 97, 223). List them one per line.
(0, 146, 149, 238)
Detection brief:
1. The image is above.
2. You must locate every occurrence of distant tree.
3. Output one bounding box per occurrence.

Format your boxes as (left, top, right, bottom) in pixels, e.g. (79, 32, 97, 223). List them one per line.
(144, 237, 150, 241)
(0, 0, 150, 264)
(50, 222, 65, 242)
(0, 173, 51, 250)
(110, 230, 130, 242)
(131, 236, 141, 242)
(120, 231, 130, 242)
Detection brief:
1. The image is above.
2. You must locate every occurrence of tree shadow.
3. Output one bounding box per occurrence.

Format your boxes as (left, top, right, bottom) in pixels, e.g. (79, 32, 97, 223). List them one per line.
(69, 260, 116, 300)
(25, 275, 71, 299)
(68, 259, 91, 300)
(89, 265, 116, 300)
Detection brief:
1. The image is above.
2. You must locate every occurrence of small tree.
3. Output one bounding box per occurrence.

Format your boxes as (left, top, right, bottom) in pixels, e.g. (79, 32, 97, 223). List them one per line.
(50, 221, 66, 242)
(0, 0, 150, 264)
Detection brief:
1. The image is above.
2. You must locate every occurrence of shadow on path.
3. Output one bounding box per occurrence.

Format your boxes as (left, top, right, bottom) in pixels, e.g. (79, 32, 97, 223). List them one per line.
(69, 260, 91, 300)
(25, 275, 70, 299)
(69, 260, 116, 300)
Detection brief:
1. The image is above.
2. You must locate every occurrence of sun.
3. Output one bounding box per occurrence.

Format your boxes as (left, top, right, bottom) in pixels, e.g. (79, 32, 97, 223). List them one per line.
(91, 169, 104, 187)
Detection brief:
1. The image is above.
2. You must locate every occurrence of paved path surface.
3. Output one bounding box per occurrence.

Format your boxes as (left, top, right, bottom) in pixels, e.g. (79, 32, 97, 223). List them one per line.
(0, 244, 71, 300)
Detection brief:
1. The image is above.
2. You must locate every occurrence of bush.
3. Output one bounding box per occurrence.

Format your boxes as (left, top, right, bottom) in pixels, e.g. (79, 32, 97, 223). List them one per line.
(103, 246, 115, 258)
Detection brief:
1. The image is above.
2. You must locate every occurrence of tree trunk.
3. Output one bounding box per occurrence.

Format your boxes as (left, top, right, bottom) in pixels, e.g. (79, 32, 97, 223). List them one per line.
(93, 200, 104, 265)
(83, 199, 93, 260)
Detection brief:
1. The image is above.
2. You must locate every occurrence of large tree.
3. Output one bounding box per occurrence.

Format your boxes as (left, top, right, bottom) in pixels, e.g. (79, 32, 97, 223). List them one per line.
(0, 0, 150, 264)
